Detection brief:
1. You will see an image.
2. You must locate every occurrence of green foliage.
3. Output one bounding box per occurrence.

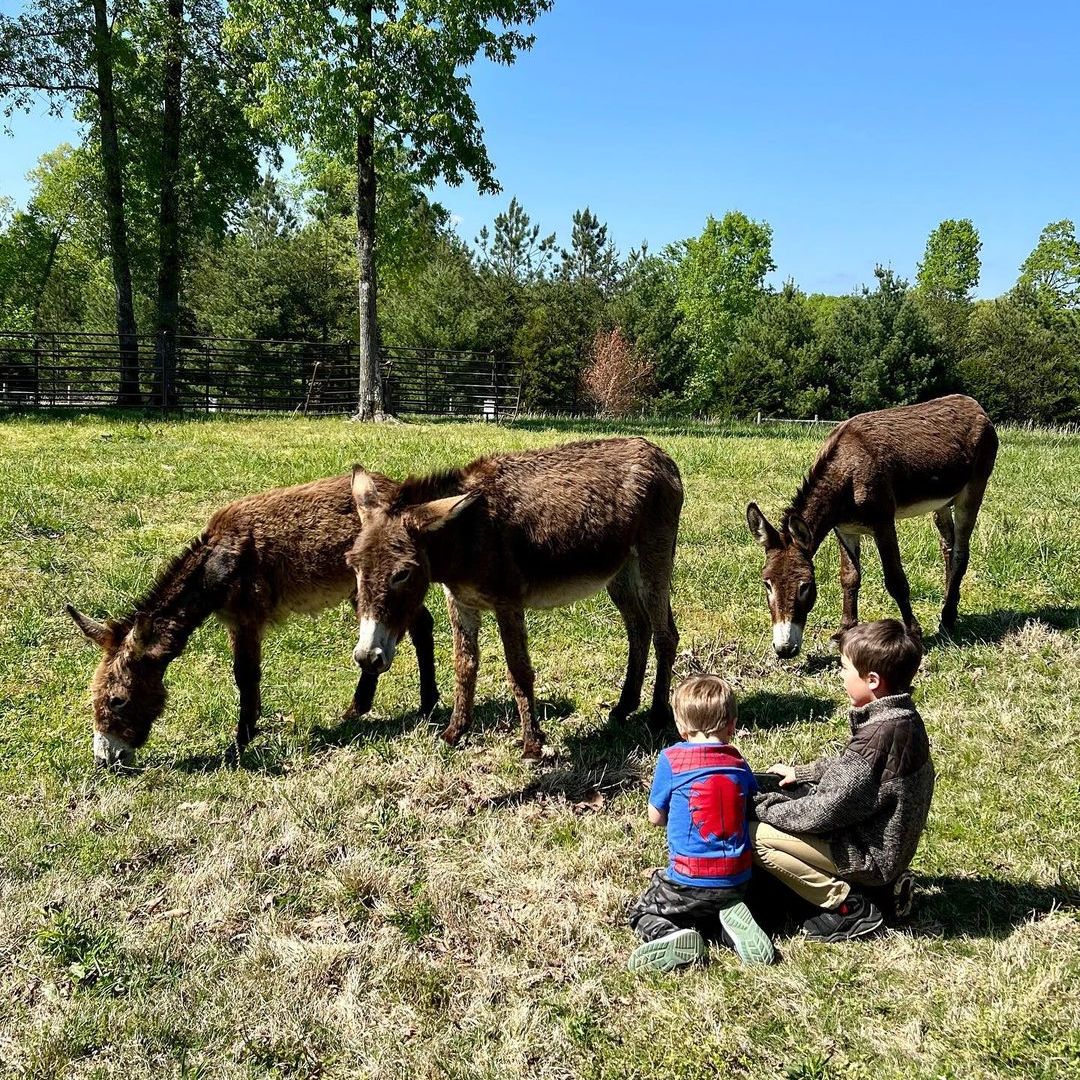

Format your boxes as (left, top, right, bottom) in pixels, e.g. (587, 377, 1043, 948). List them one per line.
(961, 294, 1080, 424)
(917, 218, 982, 302)
(476, 196, 556, 283)
(1018, 219, 1080, 311)
(673, 211, 775, 409)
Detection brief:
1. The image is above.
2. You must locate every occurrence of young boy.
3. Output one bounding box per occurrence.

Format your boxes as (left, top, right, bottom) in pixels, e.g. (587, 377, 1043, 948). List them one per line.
(627, 674, 775, 971)
(753, 619, 934, 942)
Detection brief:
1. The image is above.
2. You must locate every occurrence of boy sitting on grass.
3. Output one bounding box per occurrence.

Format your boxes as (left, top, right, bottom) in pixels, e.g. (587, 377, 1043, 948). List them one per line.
(754, 619, 934, 942)
(628, 674, 775, 971)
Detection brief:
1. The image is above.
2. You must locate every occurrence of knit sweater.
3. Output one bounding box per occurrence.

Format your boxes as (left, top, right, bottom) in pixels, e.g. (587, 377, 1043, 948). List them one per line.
(753, 693, 935, 886)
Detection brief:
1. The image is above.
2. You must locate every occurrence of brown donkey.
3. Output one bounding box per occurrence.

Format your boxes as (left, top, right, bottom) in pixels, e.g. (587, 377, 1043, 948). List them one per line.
(347, 437, 683, 760)
(68, 475, 438, 766)
(746, 394, 998, 657)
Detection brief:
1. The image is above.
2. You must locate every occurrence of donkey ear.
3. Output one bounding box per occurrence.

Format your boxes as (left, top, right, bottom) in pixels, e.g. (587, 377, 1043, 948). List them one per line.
(351, 466, 381, 515)
(746, 503, 780, 549)
(407, 492, 479, 535)
(126, 612, 154, 658)
(788, 514, 813, 551)
(66, 605, 111, 648)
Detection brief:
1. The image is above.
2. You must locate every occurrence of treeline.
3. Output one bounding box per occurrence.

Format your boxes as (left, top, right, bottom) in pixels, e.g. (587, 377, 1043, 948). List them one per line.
(1, 2, 1078, 423)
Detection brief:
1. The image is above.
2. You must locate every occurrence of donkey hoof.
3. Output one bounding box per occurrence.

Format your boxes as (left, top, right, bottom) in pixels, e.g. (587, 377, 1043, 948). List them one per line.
(440, 726, 465, 748)
(608, 704, 635, 725)
(522, 742, 546, 764)
(419, 692, 440, 717)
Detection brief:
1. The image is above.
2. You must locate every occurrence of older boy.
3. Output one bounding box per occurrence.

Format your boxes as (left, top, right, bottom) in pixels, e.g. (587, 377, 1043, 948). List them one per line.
(753, 619, 934, 942)
(628, 675, 775, 971)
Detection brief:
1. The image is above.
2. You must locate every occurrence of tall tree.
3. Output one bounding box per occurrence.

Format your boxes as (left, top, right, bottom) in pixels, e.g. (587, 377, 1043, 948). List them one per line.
(674, 211, 775, 409)
(1017, 219, 1080, 310)
(916, 218, 981, 301)
(476, 197, 555, 283)
(559, 206, 617, 290)
(0, 0, 142, 403)
(226, 0, 552, 419)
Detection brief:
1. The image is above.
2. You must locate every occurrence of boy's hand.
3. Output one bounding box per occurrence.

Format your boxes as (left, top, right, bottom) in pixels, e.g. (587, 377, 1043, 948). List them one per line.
(768, 763, 798, 788)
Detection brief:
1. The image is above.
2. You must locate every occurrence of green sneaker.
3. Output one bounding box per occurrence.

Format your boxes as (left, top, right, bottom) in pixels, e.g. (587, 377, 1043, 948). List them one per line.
(628, 928, 706, 973)
(717, 901, 775, 965)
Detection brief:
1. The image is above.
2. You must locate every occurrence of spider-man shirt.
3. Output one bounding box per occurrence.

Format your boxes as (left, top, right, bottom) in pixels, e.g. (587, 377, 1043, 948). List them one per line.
(649, 742, 757, 888)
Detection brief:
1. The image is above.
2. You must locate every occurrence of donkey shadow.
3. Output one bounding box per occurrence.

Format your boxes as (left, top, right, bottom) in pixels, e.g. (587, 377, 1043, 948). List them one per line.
(927, 606, 1080, 648)
(738, 690, 835, 729)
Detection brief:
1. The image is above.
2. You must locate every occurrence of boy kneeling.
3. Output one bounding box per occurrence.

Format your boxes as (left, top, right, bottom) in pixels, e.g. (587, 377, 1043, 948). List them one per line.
(754, 619, 934, 942)
(628, 675, 774, 971)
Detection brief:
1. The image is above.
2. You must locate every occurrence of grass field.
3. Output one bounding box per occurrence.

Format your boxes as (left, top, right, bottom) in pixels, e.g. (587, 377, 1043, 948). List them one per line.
(1, 412, 1079, 1080)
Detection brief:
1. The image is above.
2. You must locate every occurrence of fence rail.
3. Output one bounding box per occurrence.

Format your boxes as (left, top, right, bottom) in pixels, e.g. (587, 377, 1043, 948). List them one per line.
(0, 331, 520, 419)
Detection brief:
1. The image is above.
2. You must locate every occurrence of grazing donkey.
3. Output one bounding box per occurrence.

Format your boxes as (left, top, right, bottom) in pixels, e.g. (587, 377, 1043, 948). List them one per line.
(68, 475, 438, 766)
(746, 394, 998, 657)
(347, 437, 683, 760)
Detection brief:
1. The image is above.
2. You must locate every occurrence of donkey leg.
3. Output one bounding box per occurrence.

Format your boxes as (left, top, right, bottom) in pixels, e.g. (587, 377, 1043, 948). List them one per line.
(639, 543, 679, 731)
(347, 670, 379, 720)
(835, 530, 862, 637)
(606, 560, 651, 724)
(441, 591, 480, 748)
(873, 520, 921, 643)
(229, 622, 262, 750)
(940, 479, 989, 631)
(495, 606, 543, 761)
(407, 604, 440, 715)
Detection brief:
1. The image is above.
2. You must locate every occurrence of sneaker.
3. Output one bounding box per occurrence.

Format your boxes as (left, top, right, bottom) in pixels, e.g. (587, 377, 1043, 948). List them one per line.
(628, 928, 706, 973)
(801, 892, 884, 943)
(717, 901, 776, 965)
(891, 870, 915, 921)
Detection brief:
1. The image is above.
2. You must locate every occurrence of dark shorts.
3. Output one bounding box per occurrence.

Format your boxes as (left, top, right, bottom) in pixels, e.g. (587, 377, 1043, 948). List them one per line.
(628, 869, 747, 943)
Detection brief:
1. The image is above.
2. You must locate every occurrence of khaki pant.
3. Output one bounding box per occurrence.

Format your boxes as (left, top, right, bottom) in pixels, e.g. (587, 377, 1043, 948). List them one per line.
(750, 822, 850, 910)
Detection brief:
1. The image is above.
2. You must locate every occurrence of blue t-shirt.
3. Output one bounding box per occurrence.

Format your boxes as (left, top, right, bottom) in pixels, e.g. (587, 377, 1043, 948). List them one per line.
(649, 742, 757, 888)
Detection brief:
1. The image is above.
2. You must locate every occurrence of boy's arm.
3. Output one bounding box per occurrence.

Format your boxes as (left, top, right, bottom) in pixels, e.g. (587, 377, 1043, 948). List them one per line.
(647, 753, 673, 827)
(792, 755, 842, 785)
(648, 804, 668, 826)
(755, 752, 876, 835)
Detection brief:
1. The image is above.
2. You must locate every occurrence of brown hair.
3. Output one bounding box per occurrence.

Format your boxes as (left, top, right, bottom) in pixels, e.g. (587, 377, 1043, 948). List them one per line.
(671, 674, 737, 738)
(837, 619, 922, 689)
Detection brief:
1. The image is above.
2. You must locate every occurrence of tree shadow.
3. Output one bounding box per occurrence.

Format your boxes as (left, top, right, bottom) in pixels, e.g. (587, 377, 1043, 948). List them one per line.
(927, 607, 1080, 648)
(738, 690, 836, 729)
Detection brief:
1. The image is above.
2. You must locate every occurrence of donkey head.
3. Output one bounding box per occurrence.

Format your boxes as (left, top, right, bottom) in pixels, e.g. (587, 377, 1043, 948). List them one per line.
(745, 503, 817, 658)
(347, 467, 477, 674)
(66, 606, 168, 765)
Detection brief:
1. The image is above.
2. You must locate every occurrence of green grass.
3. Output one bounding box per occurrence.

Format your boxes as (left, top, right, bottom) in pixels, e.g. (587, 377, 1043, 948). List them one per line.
(0, 412, 1078, 1079)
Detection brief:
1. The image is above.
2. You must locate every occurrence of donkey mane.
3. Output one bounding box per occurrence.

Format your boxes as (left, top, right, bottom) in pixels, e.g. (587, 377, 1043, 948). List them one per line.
(113, 534, 215, 632)
(783, 429, 844, 530)
(390, 468, 470, 512)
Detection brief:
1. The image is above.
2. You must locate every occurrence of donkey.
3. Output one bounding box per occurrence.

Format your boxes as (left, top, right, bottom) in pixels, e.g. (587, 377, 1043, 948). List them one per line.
(746, 394, 998, 657)
(347, 437, 683, 760)
(67, 474, 439, 766)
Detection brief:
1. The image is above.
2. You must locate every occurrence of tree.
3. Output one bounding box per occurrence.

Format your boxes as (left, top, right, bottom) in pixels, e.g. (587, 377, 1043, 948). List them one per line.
(581, 327, 652, 417)
(674, 211, 775, 410)
(226, 0, 552, 419)
(0, 0, 142, 402)
(1017, 219, 1080, 310)
(476, 197, 555, 283)
(559, 206, 617, 290)
(916, 218, 981, 301)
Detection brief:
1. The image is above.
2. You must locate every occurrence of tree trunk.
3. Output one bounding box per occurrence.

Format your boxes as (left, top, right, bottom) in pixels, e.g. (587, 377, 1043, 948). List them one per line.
(353, 0, 383, 419)
(151, 0, 184, 408)
(91, 0, 141, 406)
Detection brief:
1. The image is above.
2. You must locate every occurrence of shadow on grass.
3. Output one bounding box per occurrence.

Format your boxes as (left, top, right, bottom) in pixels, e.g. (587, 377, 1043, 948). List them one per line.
(479, 705, 669, 811)
(168, 742, 289, 776)
(928, 606, 1080, 648)
(739, 690, 835, 729)
(909, 873, 1080, 939)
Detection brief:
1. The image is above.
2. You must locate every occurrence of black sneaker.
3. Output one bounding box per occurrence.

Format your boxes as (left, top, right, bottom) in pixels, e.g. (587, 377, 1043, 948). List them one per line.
(801, 892, 884, 942)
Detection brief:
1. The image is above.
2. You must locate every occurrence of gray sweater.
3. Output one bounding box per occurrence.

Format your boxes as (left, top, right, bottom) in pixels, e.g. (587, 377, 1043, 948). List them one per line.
(753, 693, 935, 886)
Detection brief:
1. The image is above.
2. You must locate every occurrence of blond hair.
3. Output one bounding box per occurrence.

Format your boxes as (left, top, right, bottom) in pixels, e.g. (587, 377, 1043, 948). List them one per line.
(671, 674, 737, 738)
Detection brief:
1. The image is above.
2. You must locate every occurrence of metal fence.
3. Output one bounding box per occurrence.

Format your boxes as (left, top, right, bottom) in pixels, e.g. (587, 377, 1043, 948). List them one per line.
(0, 331, 520, 419)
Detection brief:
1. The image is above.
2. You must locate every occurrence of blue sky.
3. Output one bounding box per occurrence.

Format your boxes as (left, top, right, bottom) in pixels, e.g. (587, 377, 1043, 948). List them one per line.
(2, 0, 1077, 296)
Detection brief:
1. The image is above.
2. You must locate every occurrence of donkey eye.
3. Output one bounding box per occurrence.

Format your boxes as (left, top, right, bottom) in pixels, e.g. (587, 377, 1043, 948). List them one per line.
(797, 581, 811, 600)
(390, 568, 412, 587)
(764, 579, 774, 597)
(109, 694, 127, 712)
